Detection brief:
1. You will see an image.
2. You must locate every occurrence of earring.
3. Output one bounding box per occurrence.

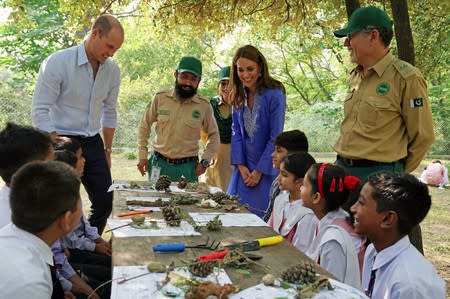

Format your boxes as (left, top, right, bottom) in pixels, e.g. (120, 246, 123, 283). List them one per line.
(259, 72, 262, 77)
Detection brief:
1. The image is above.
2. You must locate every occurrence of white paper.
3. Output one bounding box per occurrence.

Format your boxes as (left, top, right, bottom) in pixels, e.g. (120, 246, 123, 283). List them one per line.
(169, 185, 223, 194)
(107, 219, 201, 237)
(229, 279, 368, 299)
(189, 212, 270, 227)
(111, 265, 232, 299)
(108, 183, 161, 193)
(127, 205, 162, 212)
(126, 196, 171, 203)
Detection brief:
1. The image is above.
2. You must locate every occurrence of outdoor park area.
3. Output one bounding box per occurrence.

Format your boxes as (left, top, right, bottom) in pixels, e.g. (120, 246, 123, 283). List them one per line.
(0, 0, 449, 297)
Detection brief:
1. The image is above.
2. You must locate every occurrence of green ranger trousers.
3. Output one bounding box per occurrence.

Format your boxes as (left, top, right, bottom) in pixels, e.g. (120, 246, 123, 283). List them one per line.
(147, 153, 198, 183)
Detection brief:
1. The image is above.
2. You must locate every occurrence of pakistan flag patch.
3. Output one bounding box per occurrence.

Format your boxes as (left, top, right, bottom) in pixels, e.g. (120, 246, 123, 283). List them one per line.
(410, 98, 423, 108)
(376, 82, 390, 95)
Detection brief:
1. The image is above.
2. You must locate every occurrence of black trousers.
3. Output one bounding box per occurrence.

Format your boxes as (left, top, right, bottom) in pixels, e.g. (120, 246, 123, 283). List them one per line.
(68, 134, 113, 234)
(69, 249, 111, 299)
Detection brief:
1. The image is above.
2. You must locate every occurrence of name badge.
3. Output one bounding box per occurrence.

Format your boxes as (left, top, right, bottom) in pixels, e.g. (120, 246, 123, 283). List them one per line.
(150, 166, 161, 183)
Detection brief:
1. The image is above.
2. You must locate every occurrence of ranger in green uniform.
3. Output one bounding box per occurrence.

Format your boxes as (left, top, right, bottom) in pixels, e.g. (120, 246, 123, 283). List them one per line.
(137, 56, 219, 182)
(333, 6, 435, 253)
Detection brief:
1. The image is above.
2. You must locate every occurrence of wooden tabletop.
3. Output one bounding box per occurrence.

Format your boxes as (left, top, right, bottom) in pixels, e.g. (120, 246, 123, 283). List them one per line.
(110, 181, 331, 290)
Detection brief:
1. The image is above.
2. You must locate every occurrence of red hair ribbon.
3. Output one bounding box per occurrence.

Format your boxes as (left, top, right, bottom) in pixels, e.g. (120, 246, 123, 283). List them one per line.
(330, 178, 336, 192)
(338, 178, 344, 192)
(317, 163, 327, 197)
(344, 176, 361, 190)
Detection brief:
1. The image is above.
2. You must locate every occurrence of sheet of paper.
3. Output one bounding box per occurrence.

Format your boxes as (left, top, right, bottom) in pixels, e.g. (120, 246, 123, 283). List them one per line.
(111, 265, 232, 299)
(169, 185, 222, 194)
(127, 205, 162, 212)
(189, 212, 270, 227)
(126, 196, 170, 203)
(107, 219, 201, 237)
(229, 279, 368, 299)
(108, 183, 162, 193)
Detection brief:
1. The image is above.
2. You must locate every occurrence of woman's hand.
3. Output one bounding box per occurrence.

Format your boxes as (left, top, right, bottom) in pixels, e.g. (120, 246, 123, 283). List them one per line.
(246, 170, 262, 187)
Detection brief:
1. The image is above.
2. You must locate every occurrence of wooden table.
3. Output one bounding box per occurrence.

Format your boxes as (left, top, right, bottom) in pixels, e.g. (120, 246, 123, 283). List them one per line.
(110, 181, 331, 290)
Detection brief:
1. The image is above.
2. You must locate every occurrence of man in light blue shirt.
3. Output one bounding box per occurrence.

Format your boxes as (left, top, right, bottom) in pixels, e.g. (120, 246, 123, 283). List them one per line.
(32, 14, 124, 234)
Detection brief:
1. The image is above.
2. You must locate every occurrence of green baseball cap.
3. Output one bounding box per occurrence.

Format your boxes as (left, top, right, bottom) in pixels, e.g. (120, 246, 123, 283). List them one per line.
(334, 6, 393, 38)
(218, 66, 230, 81)
(176, 56, 202, 77)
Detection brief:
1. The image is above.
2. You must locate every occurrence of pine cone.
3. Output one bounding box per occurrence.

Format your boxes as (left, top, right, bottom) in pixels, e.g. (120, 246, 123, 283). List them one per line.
(281, 261, 316, 284)
(161, 203, 183, 226)
(155, 175, 171, 191)
(177, 175, 187, 189)
(188, 260, 215, 277)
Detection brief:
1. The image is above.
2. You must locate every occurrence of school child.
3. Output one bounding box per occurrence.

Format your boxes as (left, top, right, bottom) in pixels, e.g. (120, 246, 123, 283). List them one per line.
(54, 150, 102, 299)
(351, 172, 445, 298)
(263, 130, 309, 222)
(268, 152, 317, 252)
(0, 122, 54, 229)
(302, 163, 364, 288)
(0, 161, 82, 298)
(420, 160, 448, 189)
(55, 139, 111, 299)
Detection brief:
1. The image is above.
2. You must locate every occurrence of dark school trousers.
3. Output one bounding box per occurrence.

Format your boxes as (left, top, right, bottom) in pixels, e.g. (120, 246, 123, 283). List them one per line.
(70, 134, 113, 234)
(69, 249, 111, 299)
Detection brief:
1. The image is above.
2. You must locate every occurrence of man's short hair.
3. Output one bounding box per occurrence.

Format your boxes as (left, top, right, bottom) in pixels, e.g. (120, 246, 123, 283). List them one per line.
(367, 172, 431, 235)
(10, 161, 80, 233)
(274, 130, 309, 152)
(0, 123, 52, 184)
(92, 14, 123, 37)
(55, 150, 78, 169)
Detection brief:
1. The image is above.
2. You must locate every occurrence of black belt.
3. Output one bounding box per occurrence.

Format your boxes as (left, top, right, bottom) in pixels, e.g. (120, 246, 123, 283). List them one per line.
(154, 151, 198, 165)
(337, 155, 393, 167)
(61, 134, 100, 142)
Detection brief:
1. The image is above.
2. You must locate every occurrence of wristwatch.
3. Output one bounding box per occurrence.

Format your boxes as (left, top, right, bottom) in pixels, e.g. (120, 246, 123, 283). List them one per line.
(104, 148, 112, 153)
(200, 159, 210, 168)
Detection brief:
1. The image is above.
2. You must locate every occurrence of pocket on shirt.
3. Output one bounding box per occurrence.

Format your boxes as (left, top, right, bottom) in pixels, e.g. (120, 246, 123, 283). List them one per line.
(156, 115, 170, 135)
(184, 119, 202, 140)
(359, 97, 395, 127)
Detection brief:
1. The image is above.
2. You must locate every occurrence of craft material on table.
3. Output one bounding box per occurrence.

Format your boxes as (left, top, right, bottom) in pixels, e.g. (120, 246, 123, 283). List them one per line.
(111, 265, 232, 299)
(107, 219, 201, 238)
(189, 212, 270, 227)
(224, 235, 283, 252)
(229, 279, 368, 299)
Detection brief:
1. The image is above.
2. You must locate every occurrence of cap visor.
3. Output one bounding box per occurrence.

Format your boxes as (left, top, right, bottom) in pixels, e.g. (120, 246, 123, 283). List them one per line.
(333, 28, 349, 38)
(177, 69, 201, 77)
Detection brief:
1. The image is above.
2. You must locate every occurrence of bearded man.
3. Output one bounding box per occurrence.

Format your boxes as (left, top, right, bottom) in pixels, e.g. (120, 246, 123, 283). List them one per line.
(137, 56, 219, 182)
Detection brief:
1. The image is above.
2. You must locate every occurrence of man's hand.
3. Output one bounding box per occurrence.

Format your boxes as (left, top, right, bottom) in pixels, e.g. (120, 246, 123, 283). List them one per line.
(137, 159, 148, 176)
(195, 163, 207, 177)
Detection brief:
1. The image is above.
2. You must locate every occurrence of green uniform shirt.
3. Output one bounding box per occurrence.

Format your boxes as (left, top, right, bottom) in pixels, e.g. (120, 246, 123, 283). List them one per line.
(334, 52, 435, 173)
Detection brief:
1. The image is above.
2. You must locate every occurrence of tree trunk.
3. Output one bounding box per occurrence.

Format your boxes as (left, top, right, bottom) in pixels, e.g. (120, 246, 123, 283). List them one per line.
(390, 0, 415, 65)
(345, 0, 360, 18)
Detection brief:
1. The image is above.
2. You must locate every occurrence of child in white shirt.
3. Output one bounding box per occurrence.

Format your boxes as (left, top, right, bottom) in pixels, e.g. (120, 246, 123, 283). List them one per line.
(351, 172, 445, 298)
(268, 152, 317, 252)
(302, 163, 364, 288)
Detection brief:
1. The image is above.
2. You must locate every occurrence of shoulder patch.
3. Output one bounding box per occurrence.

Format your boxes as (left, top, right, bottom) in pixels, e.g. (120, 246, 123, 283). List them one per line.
(393, 60, 418, 79)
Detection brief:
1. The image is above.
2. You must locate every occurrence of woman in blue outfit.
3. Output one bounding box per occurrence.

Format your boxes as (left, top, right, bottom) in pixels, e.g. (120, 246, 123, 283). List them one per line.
(227, 45, 286, 217)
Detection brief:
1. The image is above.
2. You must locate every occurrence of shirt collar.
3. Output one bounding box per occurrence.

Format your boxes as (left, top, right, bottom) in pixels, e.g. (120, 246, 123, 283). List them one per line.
(318, 208, 349, 233)
(372, 235, 410, 270)
(353, 51, 394, 78)
(77, 44, 89, 66)
(11, 224, 54, 266)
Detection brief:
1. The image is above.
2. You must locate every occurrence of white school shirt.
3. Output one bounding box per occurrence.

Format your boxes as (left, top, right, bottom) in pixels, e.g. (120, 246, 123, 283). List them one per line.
(269, 192, 317, 252)
(0, 185, 11, 229)
(0, 223, 54, 299)
(362, 236, 445, 299)
(305, 208, 361, 289)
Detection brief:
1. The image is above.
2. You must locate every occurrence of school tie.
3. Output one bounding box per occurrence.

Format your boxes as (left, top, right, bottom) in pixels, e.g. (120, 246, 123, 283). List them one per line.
(49, 258, 65, 299)
(366, 257, 377, 298)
